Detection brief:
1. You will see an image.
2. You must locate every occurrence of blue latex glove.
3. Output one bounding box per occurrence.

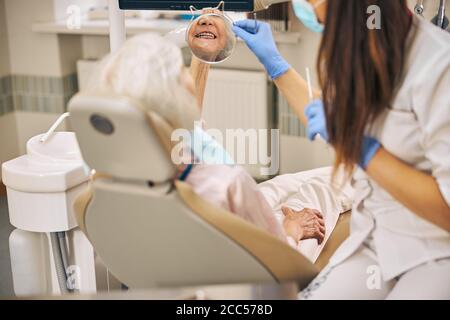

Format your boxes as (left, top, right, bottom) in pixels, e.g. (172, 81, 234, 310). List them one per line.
(189, 126, 235, 165)
(304, 99, 329, 142)
(304, 100, 381, 169)
(233, 20, 290, 80)
(359, 136, 381, 170)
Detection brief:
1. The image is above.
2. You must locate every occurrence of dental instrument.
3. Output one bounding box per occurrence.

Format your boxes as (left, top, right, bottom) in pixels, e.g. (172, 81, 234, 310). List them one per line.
(306, 67, 314, 102)
(253, 12, 259, 33)
(431, 0, 449, 30)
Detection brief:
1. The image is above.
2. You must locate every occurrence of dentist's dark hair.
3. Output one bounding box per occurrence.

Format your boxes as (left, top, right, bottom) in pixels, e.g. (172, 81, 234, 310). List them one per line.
(317, 0, 411, 174)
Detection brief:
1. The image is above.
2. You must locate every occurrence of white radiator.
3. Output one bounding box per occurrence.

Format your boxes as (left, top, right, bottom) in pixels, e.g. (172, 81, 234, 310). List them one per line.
(278, 94, 307, 137)
(202, 69, 275, 179)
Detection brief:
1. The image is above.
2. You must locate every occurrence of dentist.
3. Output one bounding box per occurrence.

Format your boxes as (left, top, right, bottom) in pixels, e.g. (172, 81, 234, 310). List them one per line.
(234, 0, 450, 299)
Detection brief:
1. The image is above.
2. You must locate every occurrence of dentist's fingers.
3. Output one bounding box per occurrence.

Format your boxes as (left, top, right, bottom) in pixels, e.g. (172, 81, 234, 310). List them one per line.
(307, 124, 320, 141)
(233, 19, 260, 31)
(305, 103, 320, 118)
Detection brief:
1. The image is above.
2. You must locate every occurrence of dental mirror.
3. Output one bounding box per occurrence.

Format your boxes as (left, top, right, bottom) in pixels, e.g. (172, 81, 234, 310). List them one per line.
(186, 12, 236, 64)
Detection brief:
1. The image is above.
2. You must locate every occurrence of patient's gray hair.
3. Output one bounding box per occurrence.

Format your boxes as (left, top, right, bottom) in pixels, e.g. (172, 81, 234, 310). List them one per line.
(89, 33, 199, 130)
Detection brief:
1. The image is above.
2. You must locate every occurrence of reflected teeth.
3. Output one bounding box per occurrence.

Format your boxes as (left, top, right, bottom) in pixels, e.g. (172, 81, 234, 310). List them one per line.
(195, 32, 216, 39)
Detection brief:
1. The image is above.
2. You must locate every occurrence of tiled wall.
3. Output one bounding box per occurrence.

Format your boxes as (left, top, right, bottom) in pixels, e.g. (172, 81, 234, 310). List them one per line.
(0, 76, 13, 116)
(0, 74, 78, 117)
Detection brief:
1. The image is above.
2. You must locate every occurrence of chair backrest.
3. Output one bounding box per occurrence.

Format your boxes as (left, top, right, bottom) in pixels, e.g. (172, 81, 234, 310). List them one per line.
(68, 93, 175, 183)
(69, 92, 319, 289)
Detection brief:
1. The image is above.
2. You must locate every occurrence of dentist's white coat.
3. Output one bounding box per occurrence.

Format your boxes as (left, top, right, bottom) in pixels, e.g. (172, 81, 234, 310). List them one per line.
(329, 15, 450, 281)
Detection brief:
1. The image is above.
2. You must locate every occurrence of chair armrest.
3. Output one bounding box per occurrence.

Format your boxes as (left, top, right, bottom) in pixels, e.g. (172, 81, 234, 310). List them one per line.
(314, 211, 351, 271)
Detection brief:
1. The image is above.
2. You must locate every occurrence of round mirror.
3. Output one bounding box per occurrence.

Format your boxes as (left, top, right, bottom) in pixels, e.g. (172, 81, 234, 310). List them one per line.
(186, 13, 236, 64)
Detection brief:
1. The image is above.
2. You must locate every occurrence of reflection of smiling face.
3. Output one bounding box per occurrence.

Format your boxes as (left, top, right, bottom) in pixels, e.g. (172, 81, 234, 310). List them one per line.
(188, 15, 228, 60)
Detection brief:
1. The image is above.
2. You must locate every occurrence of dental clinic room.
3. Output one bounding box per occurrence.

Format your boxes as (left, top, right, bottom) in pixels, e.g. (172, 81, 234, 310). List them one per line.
(0, 0, 449, 304)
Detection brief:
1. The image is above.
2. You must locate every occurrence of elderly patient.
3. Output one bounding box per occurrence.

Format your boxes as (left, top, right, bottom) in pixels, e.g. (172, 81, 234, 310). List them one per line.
(91, 33, 326, 257)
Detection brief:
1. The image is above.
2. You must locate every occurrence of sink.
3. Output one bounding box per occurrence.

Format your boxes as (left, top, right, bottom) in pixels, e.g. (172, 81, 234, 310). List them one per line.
(27, 132, 83, 163)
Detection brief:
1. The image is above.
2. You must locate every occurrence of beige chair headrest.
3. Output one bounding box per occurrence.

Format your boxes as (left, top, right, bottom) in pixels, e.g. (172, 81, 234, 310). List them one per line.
(68, 93, 177, 183)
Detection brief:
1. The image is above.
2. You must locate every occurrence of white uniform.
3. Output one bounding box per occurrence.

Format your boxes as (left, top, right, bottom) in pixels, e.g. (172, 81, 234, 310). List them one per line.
(302, 16, 450, 299)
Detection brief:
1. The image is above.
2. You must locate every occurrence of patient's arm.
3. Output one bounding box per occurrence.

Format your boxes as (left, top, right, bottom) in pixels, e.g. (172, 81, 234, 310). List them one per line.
(190, 56, 210, 111)
(227, 167, 287, 241)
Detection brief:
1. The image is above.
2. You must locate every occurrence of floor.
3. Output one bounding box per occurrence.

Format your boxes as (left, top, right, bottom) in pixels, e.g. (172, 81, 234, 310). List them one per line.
(0, 196, 14, 297)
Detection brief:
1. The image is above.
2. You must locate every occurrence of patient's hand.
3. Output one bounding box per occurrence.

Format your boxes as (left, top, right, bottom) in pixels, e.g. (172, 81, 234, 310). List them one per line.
(282, 207, 325, 245)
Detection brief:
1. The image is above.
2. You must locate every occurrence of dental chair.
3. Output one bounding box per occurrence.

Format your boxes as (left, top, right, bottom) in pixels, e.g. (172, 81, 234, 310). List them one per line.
(68, 93, 350, 290)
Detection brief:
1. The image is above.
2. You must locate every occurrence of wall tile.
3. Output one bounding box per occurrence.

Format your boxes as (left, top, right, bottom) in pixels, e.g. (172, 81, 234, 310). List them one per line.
(4, 76, 11, 95)
(0, 78, 4, 95)
(0, 97, 4, 116)
(0, 73, 78, 116)
(5, 95, 13, 114)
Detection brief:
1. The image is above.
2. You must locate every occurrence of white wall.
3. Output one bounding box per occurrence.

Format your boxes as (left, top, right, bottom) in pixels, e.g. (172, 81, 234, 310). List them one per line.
(4, 0, 83, 77)
(4, 0, 62, 77)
